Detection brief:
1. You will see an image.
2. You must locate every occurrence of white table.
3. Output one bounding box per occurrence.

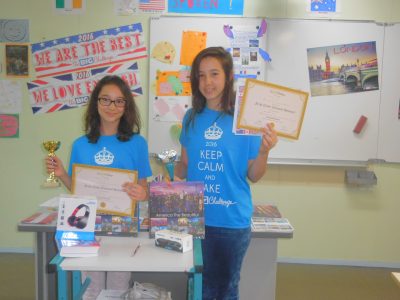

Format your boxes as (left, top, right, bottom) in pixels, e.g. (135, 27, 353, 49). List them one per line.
(51, 233, 202, 300)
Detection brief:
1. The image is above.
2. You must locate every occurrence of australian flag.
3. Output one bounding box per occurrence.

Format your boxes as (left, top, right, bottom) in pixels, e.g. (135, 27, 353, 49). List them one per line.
(311, 0, 336, 12)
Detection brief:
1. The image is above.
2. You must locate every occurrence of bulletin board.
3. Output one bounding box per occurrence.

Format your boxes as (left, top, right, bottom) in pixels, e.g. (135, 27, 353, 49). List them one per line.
(148, 17, 400, 165)
(148, 16, 268, 157)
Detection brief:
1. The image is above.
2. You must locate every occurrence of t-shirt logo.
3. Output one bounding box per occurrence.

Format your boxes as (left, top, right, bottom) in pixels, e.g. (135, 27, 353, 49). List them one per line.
(94, 147, 114, 165)
(204, 123, 223, 140)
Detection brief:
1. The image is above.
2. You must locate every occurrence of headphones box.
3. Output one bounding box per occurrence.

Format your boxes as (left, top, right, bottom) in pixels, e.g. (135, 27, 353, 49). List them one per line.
(155, 229, 193, 253)
(55, 195, 99, 257)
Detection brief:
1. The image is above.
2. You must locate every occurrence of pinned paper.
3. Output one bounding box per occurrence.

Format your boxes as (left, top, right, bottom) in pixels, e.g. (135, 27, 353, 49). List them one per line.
(180, 31, 207, 66)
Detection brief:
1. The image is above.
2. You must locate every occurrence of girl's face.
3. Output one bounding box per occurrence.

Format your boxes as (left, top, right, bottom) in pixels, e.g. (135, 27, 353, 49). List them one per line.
(97, 84, 125, 127)
(198, 56, 226, 110)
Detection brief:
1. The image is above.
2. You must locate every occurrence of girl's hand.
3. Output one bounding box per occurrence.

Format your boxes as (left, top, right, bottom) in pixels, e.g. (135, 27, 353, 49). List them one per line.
(122, 182, 147, 201)
(45, 155, 67, 178)
(259, 123, 278, 155)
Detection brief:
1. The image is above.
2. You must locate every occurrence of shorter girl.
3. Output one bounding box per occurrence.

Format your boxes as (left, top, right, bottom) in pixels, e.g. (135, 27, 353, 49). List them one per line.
(46, 75, 152, 299)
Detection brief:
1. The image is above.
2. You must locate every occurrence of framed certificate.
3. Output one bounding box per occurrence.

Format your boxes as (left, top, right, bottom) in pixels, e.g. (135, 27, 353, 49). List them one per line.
(71, 164, 138, 217)
(238, 79, 309, 140)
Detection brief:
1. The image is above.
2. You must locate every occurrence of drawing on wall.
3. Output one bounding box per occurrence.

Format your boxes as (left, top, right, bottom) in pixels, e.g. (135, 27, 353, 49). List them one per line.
(151, 41, 176, 64)
(0, 114, 19, 138)
(309, 0, 339, 13)
(307, 41, 379, 97)
(0, 19, 29, 42)
(5, 44, 29, 77)
(0, 80, 22, 114)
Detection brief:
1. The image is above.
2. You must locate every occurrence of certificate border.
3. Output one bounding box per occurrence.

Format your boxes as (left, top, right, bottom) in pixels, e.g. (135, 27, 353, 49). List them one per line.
(238, 79, 309, 140)
(71, 164, 138, 217)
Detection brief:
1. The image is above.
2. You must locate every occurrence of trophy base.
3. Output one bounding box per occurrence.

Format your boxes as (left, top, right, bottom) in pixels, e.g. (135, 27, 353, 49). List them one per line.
(42, 181, 60, 188)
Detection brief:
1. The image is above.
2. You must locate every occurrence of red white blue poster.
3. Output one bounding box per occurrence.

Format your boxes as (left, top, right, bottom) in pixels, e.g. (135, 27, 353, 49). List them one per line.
(31, 23, 147, 78)
(27, 62, 142, 114)
(168, 0, 243, 15)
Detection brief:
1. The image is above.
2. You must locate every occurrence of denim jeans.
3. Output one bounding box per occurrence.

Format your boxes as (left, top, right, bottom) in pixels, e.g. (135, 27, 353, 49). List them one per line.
(201, 225, 251, 300)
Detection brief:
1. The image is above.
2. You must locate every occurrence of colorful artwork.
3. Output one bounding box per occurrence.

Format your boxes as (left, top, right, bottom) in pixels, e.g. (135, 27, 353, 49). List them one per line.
(180, 31, 207, 66)
(156, 70, 191, 96)
(149, 181, 205, 238)
(307, 41, 379, 97)
(31, 23, 146, 78)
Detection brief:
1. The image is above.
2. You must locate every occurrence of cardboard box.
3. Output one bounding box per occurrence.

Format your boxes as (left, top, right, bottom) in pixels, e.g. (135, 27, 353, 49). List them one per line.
(155, 229, 193, 253)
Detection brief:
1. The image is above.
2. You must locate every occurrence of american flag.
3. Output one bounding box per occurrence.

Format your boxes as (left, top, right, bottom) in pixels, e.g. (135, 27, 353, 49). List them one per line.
(139, 0, 165, 11)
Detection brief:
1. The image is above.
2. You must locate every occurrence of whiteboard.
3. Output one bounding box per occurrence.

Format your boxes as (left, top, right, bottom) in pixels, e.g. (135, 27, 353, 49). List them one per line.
(377, 23, 400, 163)
(264, 19, 384, 164)
(147, 17, 399, 164)
(148, 16, 267, 157)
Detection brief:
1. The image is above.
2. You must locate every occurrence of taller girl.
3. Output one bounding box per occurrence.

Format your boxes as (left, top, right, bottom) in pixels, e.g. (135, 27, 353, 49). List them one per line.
(175, 47, 278, 300)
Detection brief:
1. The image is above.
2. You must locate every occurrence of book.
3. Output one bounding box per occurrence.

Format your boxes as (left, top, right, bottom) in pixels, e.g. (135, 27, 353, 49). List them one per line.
(55, 195, 100, 257)
(251, 217, 294, 233)
(21, 210, 57, 225)
(251, 204, 294, 233)
(149, 181, 205, 238)
(95, 214, 138, 237)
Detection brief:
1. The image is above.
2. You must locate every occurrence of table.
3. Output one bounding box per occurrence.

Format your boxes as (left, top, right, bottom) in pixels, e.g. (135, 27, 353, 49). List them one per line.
(50, 233, 202, 300)
(18, 221, 57, 300)
(19, 212, 292, 300)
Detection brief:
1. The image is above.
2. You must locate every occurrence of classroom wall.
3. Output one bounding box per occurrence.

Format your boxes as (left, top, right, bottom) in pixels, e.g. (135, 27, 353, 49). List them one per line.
(1, 0, 399, 267)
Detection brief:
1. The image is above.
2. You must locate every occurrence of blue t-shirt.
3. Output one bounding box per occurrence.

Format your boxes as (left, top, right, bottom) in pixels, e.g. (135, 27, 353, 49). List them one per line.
(68, 134, 152, 179)
(180, 107, 261, 228)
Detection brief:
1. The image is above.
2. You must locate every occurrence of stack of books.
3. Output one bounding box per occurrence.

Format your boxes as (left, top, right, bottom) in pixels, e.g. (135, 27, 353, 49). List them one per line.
(251, 204, 294, 234)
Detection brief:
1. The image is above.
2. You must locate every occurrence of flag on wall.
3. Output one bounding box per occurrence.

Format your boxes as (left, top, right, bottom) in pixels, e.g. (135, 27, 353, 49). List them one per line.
(310, 0, 337, 13)
(139, 0, 165, 11)
(56, 0, 83, 9)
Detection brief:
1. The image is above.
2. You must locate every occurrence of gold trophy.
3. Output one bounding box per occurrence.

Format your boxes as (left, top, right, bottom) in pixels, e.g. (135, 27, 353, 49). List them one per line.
(42, 140, 61, 188)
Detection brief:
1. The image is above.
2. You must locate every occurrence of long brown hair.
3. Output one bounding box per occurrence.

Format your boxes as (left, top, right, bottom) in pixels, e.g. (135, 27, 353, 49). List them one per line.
(84, 75, 141, 143)
(186, 47, 235, 127)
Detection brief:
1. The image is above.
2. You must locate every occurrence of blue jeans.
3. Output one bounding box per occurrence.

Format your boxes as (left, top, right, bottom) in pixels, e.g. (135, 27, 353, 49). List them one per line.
(201, 225, 251, 300)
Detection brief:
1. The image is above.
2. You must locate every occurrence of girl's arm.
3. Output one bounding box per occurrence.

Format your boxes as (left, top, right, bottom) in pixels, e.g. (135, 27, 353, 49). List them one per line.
(174, 147, 188, 180)
(247, 123, 278, 183)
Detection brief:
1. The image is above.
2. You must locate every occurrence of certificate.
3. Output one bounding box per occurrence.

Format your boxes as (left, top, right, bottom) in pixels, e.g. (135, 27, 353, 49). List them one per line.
(71, 164, 138, 217)
(238, 79, 309, 140)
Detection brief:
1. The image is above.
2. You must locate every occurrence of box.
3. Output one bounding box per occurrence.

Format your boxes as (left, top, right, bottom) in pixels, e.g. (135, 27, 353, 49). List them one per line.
(155, 229, 193, 253)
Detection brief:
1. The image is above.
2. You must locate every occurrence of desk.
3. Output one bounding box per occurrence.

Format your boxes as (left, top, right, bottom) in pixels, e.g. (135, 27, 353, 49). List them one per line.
(19, 212, 291, 300)
(240, 231, 293, 300)
(51, 233, 202, 300)
(18, 221, 57, 300)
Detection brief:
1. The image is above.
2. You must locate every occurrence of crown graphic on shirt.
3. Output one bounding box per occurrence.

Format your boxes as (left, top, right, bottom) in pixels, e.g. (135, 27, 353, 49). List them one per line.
(204, 123, 223, 140)
(95, 147, 114, 165)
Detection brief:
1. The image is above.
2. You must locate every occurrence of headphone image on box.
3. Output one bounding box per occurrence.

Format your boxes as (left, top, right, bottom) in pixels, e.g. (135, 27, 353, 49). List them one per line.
(67, 204, 90, 229)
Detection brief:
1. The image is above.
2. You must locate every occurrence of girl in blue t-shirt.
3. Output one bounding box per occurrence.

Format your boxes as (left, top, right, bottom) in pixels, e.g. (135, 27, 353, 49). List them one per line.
(45, 75, 152, 299)
(176, 47, 278, 300)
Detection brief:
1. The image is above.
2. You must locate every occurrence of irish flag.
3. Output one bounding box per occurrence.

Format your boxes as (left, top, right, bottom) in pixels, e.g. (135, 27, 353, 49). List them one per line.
(55, 0, 83, 9)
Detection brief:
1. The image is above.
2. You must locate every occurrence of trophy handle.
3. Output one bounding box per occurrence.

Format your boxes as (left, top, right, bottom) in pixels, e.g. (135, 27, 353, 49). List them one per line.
(165, 162, 174, 182)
